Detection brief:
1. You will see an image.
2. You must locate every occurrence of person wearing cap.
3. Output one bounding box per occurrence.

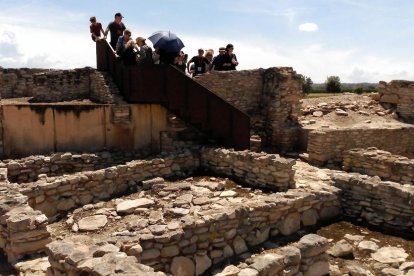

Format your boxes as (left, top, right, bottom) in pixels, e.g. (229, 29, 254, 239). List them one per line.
(221, 43, 239, 71)
(136, 37, 154, 65)
(212, 47, 226, 71)
(187, 49, 210, 77)
(89, 16, 104, 42)
(104, 12, 126, 50)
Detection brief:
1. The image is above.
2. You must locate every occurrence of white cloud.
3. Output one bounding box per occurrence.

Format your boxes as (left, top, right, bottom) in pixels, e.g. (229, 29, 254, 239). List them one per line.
(298, 23, 319, 32)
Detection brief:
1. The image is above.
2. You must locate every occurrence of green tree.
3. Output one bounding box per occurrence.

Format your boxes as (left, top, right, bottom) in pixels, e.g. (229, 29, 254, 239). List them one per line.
(325, 76, 341, 93)
(353, 86, 364, 95)
(301, 76, 313, 94)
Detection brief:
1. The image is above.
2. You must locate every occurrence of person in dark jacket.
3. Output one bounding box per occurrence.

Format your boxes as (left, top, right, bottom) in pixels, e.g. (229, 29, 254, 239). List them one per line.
(212, 47, 226, 71)
(121, 40, 137, 66)
(221, 43, 239, 71)
(187, 49, 210, 77)
(136, 37, 154, 65)
(104, 12, 126, 50)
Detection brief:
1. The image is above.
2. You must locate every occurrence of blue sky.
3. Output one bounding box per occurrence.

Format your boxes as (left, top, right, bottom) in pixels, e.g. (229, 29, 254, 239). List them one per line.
(1, 0, 414, 82)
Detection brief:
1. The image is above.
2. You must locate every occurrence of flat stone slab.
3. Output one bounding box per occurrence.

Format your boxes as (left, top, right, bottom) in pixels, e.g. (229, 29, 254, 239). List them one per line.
(78, 215, 108, 231)
(371, 246, 408, 264)
(116, 198, 155, 214)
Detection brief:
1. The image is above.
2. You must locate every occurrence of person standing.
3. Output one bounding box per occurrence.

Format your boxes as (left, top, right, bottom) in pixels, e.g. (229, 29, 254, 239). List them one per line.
(221, 43, 239, 71)
(104, 12, 126, 50)
(115, 29, 132, 55)
(187, 49, 210, 77)
(212, 47, 226, 71)
(89, 16, 104, 42)
(136, 37, 154, 65)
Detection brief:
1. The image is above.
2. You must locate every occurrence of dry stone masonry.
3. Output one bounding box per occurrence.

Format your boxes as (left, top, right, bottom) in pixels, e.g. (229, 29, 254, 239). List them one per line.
(197, 68, 303, 152)
(201, 148, 296, 191)
(331, 172, 414, 234)
(1, 150, 148, 183)
(307, 126, 414, 166)
(378, 80, 414, 120)
(343, 147, 414, 184)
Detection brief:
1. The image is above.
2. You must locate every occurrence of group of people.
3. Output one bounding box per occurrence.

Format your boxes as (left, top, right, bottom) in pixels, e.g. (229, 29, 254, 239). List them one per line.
(89, 13, 239, 76)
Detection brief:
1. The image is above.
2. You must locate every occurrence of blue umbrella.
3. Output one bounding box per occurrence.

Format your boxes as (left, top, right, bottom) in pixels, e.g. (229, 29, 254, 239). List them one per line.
(148, 31, 185, 53)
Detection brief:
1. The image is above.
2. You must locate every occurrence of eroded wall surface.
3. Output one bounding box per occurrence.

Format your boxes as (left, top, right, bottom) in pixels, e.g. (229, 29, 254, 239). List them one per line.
(378, 80, 414, 120)
(196, 67, 303, 152)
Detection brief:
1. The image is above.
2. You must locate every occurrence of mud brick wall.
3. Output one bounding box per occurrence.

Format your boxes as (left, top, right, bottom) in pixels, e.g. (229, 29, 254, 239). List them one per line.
(18, 150, 199, 218)
(344, 147, 414, 184)
(196, 67, 303, 152)
(331, 172, 414, 233)
(308, 127, 414, 165)
(378, 80, 414, 120)
(201, 147, 296, 191)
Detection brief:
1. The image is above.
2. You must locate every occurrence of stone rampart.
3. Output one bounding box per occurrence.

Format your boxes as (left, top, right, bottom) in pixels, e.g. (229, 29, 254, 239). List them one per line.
(378, 80, 414, 120)
(196, 68, 303, 151)
(308, 127, 414, 165)
(331, 172, 414, 233)
(18, 150, 199, 218)
(1, 151, 147, 183)
(0, 68, 47, 98)
(201, 147, 296, 191)
(343, 147, 414, 184)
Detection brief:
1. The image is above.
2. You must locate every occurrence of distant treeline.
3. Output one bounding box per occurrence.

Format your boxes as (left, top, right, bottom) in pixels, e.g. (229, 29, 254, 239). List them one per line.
(312, 83, 378, 93)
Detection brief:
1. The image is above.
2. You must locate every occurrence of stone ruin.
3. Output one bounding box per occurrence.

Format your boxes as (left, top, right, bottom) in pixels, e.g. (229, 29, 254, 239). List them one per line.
(1, 67, 414, 276)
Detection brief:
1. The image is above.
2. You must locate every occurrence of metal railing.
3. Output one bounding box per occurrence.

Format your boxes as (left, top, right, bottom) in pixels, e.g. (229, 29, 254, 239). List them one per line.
(96, 40, 250, 150)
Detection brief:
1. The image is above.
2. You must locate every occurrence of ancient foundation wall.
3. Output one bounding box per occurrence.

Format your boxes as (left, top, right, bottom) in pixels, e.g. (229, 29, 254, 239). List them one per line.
(47, 234, 329, 276)
(1, 104, 168, 157)
(331, 172, 414, 233)
(343, 147, 414, 184)
(0, 176, 51, 262)
(307, 127, 414, 165)
(1, 151, 148, 183)
(0, 68, 117, 104)
(196, 68, 303, 151)
(19, 150, 199, 218)
(217, 234, 330, 276)
(201, 148, 296, 191)
(378, 80, 414, 120)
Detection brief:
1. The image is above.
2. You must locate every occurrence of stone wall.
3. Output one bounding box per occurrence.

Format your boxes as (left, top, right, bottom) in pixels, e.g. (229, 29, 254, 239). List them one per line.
(1, 150, 148, 183)
(217, 234, 330, 276)
(201, 147, 296, 191)
(343, 147, 414, 184)
(196, 68, 303, 152)
(0, 67, 116, 104)
(378, 80, 414, 120)
(46, 179, 340, 275)
(0, 173, 51, 262)
(307, 127, 414, 165)
(19, 150, 199, 218)
(46, 238, 165, 276)
(0, 68, 47, 98)
(331, 172, 414, 234)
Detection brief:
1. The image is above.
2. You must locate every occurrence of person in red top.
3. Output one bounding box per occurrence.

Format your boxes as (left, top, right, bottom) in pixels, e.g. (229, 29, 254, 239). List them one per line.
(89, 16, 104, 42)
(186, 49, 210, 77)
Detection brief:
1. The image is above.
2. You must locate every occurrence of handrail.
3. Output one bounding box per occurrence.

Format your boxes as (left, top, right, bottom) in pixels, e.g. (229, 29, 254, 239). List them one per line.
(96, 39, 250, 150)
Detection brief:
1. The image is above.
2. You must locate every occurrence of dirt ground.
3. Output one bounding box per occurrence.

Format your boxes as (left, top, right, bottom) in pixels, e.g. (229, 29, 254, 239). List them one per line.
(300, 93, 411, 129)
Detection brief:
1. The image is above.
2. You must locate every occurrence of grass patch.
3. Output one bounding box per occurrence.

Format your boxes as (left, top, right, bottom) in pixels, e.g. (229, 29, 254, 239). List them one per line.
(304, 92, 372, 99)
